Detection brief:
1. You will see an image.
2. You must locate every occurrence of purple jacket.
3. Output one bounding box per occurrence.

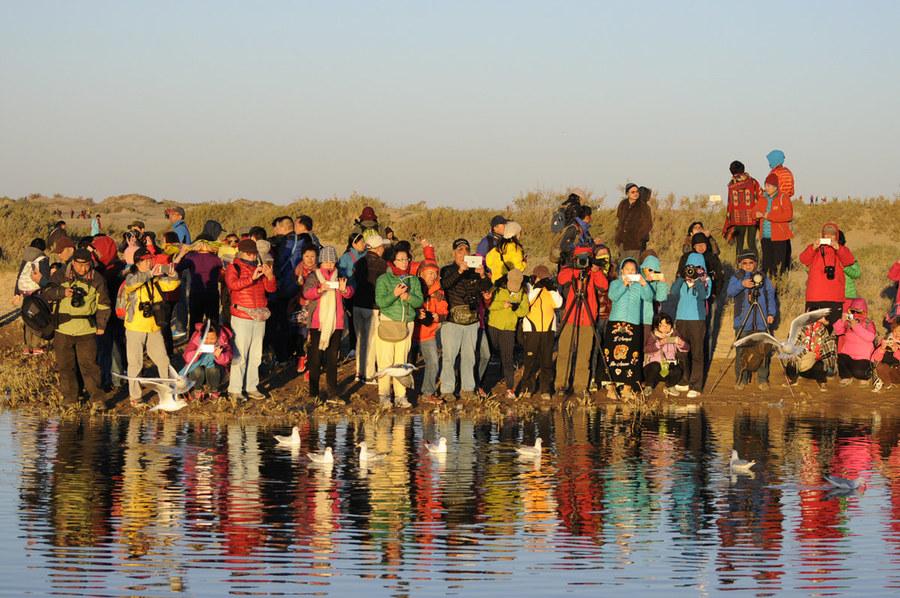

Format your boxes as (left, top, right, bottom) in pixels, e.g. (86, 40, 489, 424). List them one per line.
(644, 332, 689, 365)
(177, 251, 223, 294)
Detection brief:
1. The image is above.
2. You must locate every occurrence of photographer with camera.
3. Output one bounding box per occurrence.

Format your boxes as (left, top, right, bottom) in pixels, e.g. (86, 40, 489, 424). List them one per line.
(122, 248, 182, 407)
(671, 253, 712, 398)
(517, 265, 563, 400)
(799, 222, 855, 328)
(834, 298, 876, 386)
(872, 319, 900, 392)
(726, 251, 777, 389)
(42, 248, 111, 407)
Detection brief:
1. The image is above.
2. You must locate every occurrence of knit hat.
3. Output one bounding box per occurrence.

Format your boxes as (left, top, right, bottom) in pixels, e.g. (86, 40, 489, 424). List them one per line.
(366, 234, 384, 249)
(691, 232, 709, 247)
(255, 239, 274, 263)
(766, 149, 785, 169)
(729, 160, 745, 175)
(822, 222, 839, 235)
(319, 245, 338, 264)
(359, 206, 377, 222)
(532, 264, 551, 281)
(625, 183, 638, 194)
(72, 248, 93, 263)
(764, 173, 779, 188)
(452, 238, 470, 250)
(507, 269, 524, 293)
(490, 214, 508, 228)
(237, 239, 258, 254)
(53, 236, 74, 253)
(503, 221, 522, 239)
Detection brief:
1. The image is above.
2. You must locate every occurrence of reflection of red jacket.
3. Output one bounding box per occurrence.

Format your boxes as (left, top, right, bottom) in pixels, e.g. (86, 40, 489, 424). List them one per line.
(799, 242, 854, 302)
(225, 259, 277, 319)
(724, 173, 761, 234)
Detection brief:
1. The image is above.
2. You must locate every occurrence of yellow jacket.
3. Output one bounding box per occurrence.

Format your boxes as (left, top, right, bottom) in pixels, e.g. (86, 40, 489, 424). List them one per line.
(122, 270, 181, 333)
(486, 240, 526, 283)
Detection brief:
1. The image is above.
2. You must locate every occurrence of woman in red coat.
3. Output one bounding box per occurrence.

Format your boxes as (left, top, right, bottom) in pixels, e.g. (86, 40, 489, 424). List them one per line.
(798, 222, 855, 327)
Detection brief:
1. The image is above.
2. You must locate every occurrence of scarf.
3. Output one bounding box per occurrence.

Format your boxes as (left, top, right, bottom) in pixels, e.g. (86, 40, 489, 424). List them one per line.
(315, 268, 338, 350)
(389, 261, 410, 276)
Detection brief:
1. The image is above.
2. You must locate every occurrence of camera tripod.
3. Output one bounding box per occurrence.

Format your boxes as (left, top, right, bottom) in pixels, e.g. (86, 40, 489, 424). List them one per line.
(708, 287, 795, 399)
(555, 268, 621, 400)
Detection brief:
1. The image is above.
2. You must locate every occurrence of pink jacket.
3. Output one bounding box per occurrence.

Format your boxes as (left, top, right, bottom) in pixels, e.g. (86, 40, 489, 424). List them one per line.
(182, 323, 234, 368)
(302, 267, 354, 330)
(644, 332, 689, 365)
(833, 299, 876, 360)
(889, 261, 900, 310)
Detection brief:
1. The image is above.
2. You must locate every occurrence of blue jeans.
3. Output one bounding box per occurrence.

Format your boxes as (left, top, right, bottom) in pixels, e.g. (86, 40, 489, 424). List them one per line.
(440, 322, 478, 394)
(416, 338, 440, 396)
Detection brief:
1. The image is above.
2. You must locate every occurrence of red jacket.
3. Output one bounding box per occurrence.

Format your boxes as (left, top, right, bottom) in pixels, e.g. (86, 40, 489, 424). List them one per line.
(770, 164, 795, 200)
(759, 192, 794, 241)
(414, 275, 448, 342)
(724, 173, 761, 235)
(799, 240, 855, 302)
(225, 258, 277, 319)
(557, 266, 609, 326)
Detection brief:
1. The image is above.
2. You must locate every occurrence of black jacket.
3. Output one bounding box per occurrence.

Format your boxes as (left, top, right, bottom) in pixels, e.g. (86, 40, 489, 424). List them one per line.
(440, 263, 492, 315)
(352, 251, 387, 309)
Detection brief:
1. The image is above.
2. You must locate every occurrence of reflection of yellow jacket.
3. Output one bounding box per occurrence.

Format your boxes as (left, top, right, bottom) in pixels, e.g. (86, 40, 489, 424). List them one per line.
(123, 271, 181, 333)
(486, 241, 526, 283)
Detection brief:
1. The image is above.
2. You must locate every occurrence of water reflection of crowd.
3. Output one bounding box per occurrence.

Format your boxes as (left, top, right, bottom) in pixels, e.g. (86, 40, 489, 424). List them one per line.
(10, 408, 900, 593)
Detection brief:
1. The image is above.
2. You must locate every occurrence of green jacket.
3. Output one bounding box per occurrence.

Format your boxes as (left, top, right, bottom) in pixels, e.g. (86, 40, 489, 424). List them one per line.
(375, 270, 423, 322)
(488, 287, 529, 331)
(42, 265, 111, 336)
(844, 261, 861, 299)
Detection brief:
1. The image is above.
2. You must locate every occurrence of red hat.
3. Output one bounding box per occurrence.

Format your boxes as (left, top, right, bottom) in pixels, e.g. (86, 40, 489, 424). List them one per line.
(765, 173, 779, 188)
(359, 206, 377, 222)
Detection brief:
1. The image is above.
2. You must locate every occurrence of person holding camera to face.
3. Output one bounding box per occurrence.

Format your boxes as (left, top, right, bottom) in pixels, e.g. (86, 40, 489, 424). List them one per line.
(726, 251, 777, 390)
(42, 249, 111, 407)
(834, 298, 876, 386)
(799, 222, 855, 328)
(604, 257, 652, 400)
(872, 319, 900, 391)
(121, 247, 181, 407)
(671, 253, 712, 398)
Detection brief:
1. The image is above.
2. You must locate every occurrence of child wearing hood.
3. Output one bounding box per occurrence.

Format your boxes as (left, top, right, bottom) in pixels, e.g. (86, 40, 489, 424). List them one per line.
(757, 171, 794, 278)
(486, 268, 529, 398)
(671, 252, 712, 398)
(799, 222, 855, 327)
(181, 322, 233, 399)
(640, 253, 669, 338)
(834, 298, 876, 385)
(872, 319, 900, 391)
(413, 261, 448, 403)
(644, 312, 689, 397)
(604, 257, 653, 399)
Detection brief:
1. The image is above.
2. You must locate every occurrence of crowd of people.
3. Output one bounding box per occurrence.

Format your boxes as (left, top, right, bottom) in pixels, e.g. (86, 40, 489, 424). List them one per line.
(11, 149, 900, 409)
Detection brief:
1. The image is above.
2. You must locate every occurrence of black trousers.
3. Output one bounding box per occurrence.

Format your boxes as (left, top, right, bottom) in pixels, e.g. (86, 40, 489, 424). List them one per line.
(54, 332, 103, 403)
(761, 238, 791, 278)
(517, 331, 554, 395)
(265, 297, 292, 363)
(486, 326, 516, 389)
(676, 320, 706, 391)
(644, 361, 683, 389)
(308, 329, 341, 397)
(838, 354, 871, 380)
(732, 226, 758, 263)
(189, 289, 220, 330)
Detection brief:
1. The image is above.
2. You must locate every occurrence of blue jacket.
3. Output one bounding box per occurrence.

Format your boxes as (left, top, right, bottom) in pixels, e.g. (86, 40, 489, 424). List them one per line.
(338, 247, 366, 280)
(726, 271, 777, 332)
(608, 260, 654, 325)
(639, 255, 669, 325)
(172, 219, 191, 244)
(672, 253, 711, 321)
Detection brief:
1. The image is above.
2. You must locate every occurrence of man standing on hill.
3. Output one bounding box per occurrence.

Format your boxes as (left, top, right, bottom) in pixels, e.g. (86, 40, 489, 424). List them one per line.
(723, 161, 761, 262)
(165, 206, 191, 244)
(615, 183, 653, 262)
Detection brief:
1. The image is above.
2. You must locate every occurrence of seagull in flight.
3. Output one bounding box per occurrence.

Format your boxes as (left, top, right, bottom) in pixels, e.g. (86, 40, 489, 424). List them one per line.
(733, 308, 832, 360)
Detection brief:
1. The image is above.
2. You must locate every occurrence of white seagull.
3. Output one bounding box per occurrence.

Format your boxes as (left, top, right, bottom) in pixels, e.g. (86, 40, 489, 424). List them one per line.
(307, 446, 334, 465)
(733, 308, 832, 360)
(516, 438, 543, 459)
(373, 363, 420, 389)
(729, 449, 756, 473)
(824, 474, 865, 491)
(357, 441, 387, 464)
(425, 437, 448, 455)
(116, 365, 194, 412)
(275, 426, 302, 447)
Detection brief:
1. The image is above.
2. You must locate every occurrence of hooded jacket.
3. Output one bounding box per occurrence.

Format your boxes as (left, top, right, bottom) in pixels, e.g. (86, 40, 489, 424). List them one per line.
(844, 261, 861, 299)
(833, 298, 876, 361)
(724, 173, 762, 233)
(672, 253, 712, 321)
(485, 239, 527, 283)
(798, 223, 855, 302)
(196, 220, 223, 242)
(182, 322, 234, 372)
(607, 259, 654, 325)
(414, 264, 448, 342)
(615, 189, 653, 251)
(639, 255, 669, 325)
(42, 263, 111, 336)
(488, 285, 530, 331)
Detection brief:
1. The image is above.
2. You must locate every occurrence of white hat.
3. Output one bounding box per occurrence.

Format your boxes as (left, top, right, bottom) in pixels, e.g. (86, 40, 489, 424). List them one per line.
(366, 234, 384, 248)
(503, 221, 522, 239)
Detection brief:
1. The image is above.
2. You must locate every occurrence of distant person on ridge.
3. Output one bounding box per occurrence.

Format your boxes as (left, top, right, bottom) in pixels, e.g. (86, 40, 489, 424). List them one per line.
(615, 183, 653, 262)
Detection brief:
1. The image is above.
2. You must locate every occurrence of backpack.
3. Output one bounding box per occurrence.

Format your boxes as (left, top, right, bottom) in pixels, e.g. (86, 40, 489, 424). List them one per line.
(15, 256, 46, 295)
(550, 208, 567, 234)
(21, 293, 57, 340)
(549, 222, 578, 265)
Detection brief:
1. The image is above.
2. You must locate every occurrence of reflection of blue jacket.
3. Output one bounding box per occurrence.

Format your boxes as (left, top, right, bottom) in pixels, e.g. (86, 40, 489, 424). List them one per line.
(639, 255, 669, 325)
(672, 253, 711, 321)
(726, 271, 777, 331)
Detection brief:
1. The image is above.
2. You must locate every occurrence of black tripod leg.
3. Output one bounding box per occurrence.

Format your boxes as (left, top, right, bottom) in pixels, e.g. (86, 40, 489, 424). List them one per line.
(708, 297, 762, 394)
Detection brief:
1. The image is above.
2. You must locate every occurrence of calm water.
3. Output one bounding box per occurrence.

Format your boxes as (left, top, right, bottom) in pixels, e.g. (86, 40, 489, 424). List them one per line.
(1, 405, 899, 597)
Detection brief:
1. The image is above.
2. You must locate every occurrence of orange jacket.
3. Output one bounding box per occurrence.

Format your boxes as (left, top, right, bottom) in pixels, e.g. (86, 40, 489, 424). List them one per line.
(758, 192, 794, 241)
(414, 276, 448, 342)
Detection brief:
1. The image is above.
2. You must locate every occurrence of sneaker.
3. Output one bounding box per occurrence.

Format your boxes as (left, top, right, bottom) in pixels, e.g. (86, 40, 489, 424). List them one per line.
(818, 382, 828, 392)
(686, 390, 701, 399)
(664, 387, 680, 397)
(378, 395, 392, 408)
(839, 378, 852, 387)
(395, 397, 412, 408)
(246, 389, 266, 400)
(540, 392, 552, 401)
(674, 385, 689, 393)
(758, 382, 770, 391)
(208, 391, 221, 400)
(858, 379, 870, 387)
(296, 356, 307, 374)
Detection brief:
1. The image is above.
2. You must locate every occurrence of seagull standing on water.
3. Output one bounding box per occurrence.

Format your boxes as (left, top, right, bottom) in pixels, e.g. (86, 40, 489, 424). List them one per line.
(824, 474, 865, 491)
(357, 441, 386, 464)
(275, 426, 302, 447)
(516, 438, 542, 459)
(729, 449, 756, 473)
(307, 447, 334, 465)
(425, 437, 447, 455)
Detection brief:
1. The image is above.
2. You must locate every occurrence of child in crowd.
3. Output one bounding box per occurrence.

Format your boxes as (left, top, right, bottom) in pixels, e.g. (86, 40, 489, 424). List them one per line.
(671, 252, 711, 398)
(834, 298, 876, 386)
(643, 312, 688, 397)
(681, 221, 720, 257)
(783, 315, 836, 392)
(872, 319, 900, 392)
(413, 262, 448, 403)
(181, 322, 233, 400)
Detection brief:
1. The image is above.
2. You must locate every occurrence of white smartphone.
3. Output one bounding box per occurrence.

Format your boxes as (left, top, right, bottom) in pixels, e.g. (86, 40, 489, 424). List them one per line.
(464, 255, 482, 269)
(819, 238, 832, 246)
(327, 280, 340, 290)
(198, 343, 216, 354)
(626, 274, 642, 282)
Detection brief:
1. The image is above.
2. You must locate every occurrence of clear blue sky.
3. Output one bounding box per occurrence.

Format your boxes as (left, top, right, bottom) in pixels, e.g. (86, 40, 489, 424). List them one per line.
(2, 1, 898, 207)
